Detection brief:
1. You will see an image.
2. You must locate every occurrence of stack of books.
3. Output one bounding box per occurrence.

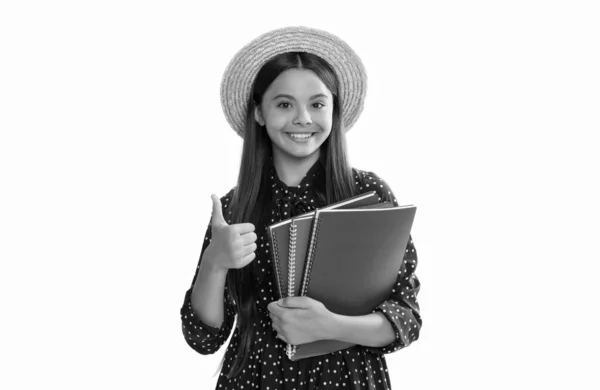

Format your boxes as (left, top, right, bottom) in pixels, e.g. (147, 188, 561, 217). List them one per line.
(267, 190, 417, 361)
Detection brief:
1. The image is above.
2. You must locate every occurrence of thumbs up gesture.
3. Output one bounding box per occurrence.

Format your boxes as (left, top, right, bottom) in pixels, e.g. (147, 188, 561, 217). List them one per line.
(204, 194, 258, 271)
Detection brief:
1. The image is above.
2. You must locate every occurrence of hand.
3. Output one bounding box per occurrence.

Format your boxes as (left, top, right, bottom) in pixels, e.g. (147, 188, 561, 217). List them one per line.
(204, 194, 257, 271)
(267, 296, 336, 345)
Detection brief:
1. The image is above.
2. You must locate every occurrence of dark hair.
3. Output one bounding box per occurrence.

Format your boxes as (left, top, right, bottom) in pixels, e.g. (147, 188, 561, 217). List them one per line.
(221, 52, 359, 378)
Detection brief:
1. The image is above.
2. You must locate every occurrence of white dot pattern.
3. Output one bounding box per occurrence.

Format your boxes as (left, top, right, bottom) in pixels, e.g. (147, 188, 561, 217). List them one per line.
(180, 158, 421, 389)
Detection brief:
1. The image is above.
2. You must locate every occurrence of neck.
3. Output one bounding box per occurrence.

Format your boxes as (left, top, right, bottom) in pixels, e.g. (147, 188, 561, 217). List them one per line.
(272, 149, 320, 187)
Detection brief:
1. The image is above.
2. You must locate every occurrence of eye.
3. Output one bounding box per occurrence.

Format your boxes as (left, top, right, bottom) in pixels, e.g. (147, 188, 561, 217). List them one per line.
(277, 102, 291, 109)
(312, 102, 325, 109)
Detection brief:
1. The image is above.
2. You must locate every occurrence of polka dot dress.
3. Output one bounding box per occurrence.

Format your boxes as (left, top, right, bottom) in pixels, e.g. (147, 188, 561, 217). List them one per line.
(181, 157, 421, 389)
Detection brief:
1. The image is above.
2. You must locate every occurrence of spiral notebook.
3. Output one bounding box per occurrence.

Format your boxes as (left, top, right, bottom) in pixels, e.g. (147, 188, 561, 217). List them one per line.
(267, 191, 380, 300)
(267, 191, 417, 361)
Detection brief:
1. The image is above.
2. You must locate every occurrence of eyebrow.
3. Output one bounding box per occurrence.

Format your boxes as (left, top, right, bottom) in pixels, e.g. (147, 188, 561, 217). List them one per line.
(272, 93, 330, 101)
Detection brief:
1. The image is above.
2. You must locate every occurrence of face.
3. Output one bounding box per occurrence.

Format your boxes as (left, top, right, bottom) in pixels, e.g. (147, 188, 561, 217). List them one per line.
(255, 68, 333, 160)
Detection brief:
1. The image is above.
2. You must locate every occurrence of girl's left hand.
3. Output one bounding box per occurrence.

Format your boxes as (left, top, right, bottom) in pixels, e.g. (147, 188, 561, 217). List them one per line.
(267, 296, 335, 345)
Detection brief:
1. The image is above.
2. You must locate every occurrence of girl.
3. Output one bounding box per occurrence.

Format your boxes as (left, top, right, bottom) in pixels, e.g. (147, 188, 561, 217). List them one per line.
(181, 26, 421, 389)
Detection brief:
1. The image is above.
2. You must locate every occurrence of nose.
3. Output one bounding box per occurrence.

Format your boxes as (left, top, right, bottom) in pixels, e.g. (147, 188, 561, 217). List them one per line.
(293, 106, 312, 126)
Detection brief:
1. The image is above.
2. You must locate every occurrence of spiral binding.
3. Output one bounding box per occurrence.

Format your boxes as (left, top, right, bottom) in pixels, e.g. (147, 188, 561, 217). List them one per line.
(288, 219, 297, 298)
(270, 232, 283, 300)
(301, 212, 322, 296)
(286, 219, 297, 359)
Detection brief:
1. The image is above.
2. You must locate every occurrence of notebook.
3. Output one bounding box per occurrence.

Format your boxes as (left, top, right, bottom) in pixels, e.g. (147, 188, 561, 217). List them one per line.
(267, 191, 417, 361)
(267, 191, 380, 300)
(290, 203, 416, 360)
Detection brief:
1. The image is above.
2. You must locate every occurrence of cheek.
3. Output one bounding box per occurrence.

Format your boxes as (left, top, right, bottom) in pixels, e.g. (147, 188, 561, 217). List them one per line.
(264, 110, 290, 130)
(315, 109, 333, 130)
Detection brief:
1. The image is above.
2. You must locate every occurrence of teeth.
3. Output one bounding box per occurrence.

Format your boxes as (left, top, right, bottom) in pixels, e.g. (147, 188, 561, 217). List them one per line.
(288, 133, 313, 139)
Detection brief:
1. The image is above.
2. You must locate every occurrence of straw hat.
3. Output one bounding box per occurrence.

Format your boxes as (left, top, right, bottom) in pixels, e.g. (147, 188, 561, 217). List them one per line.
(220, 26, 367, 138)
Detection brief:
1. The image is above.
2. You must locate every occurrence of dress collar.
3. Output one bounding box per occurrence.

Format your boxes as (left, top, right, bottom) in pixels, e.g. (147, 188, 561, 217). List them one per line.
(268, 156, 324, 196)
(267, 155, 325, 220)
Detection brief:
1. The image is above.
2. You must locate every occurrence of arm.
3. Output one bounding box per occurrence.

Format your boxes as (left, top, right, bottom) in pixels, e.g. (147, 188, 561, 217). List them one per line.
(328, 311, 396, 347)
(180, 194, 237, 355)
(268, 297, 396, 347)
(190, 246, 229, 329)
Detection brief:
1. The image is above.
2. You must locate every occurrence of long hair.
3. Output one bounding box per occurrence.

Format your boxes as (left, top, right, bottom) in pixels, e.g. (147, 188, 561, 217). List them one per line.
(221, 52, 359, 378)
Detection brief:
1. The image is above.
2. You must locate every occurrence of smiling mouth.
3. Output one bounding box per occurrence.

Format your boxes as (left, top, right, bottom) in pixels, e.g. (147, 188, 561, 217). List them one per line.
(285, 132, 316, 139)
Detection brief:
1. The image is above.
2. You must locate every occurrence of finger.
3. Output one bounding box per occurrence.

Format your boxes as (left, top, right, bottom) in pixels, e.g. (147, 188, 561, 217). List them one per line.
(280, 296, 310, 309)
(210, 194, 228, 227)
(271, 321, 280, 333)
(240, 231, 257, 246)
(241, 243, 257, 259)
(268, 310, 282, 322)
(240, 251, 256, 266)
(268, 302, 284, 317)
(233, 223, 255, 235)
(277, 333, 289, 344)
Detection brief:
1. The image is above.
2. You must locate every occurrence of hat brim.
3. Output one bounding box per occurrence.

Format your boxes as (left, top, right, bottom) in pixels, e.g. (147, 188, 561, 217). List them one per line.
(220, 26, 367, 138)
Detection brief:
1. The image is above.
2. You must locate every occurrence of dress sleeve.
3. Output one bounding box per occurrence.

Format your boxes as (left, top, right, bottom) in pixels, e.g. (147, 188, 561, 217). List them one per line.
(360, 171, 422, 355)
(180, 191, 237, 355)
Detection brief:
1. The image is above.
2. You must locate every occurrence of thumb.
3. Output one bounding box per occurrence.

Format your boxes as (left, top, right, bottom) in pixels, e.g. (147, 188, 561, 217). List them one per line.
(210, 194, 228, 227)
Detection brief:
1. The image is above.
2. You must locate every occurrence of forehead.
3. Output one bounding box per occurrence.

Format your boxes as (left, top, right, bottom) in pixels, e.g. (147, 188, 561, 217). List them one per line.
(265, 69, 332, 98)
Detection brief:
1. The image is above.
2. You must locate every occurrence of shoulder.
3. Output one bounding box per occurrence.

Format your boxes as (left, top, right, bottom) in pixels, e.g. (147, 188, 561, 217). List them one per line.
(351, 167, 398, 206)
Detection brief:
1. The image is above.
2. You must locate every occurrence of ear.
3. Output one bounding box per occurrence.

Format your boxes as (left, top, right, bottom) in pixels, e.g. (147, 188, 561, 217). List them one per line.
(254, 106, 265, 126)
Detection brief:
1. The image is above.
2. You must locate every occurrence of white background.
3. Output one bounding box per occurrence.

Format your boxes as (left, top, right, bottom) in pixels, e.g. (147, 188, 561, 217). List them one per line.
(1, 1, 599, 389)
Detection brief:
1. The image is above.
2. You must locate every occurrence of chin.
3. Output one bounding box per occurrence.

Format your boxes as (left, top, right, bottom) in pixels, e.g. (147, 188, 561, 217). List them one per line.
(283, 147, 318, 157)
(274, 143, 320, 159)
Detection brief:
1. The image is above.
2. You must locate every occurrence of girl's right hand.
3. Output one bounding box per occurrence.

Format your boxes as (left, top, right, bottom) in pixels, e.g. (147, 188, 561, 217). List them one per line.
(204, 194, 257, 271)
